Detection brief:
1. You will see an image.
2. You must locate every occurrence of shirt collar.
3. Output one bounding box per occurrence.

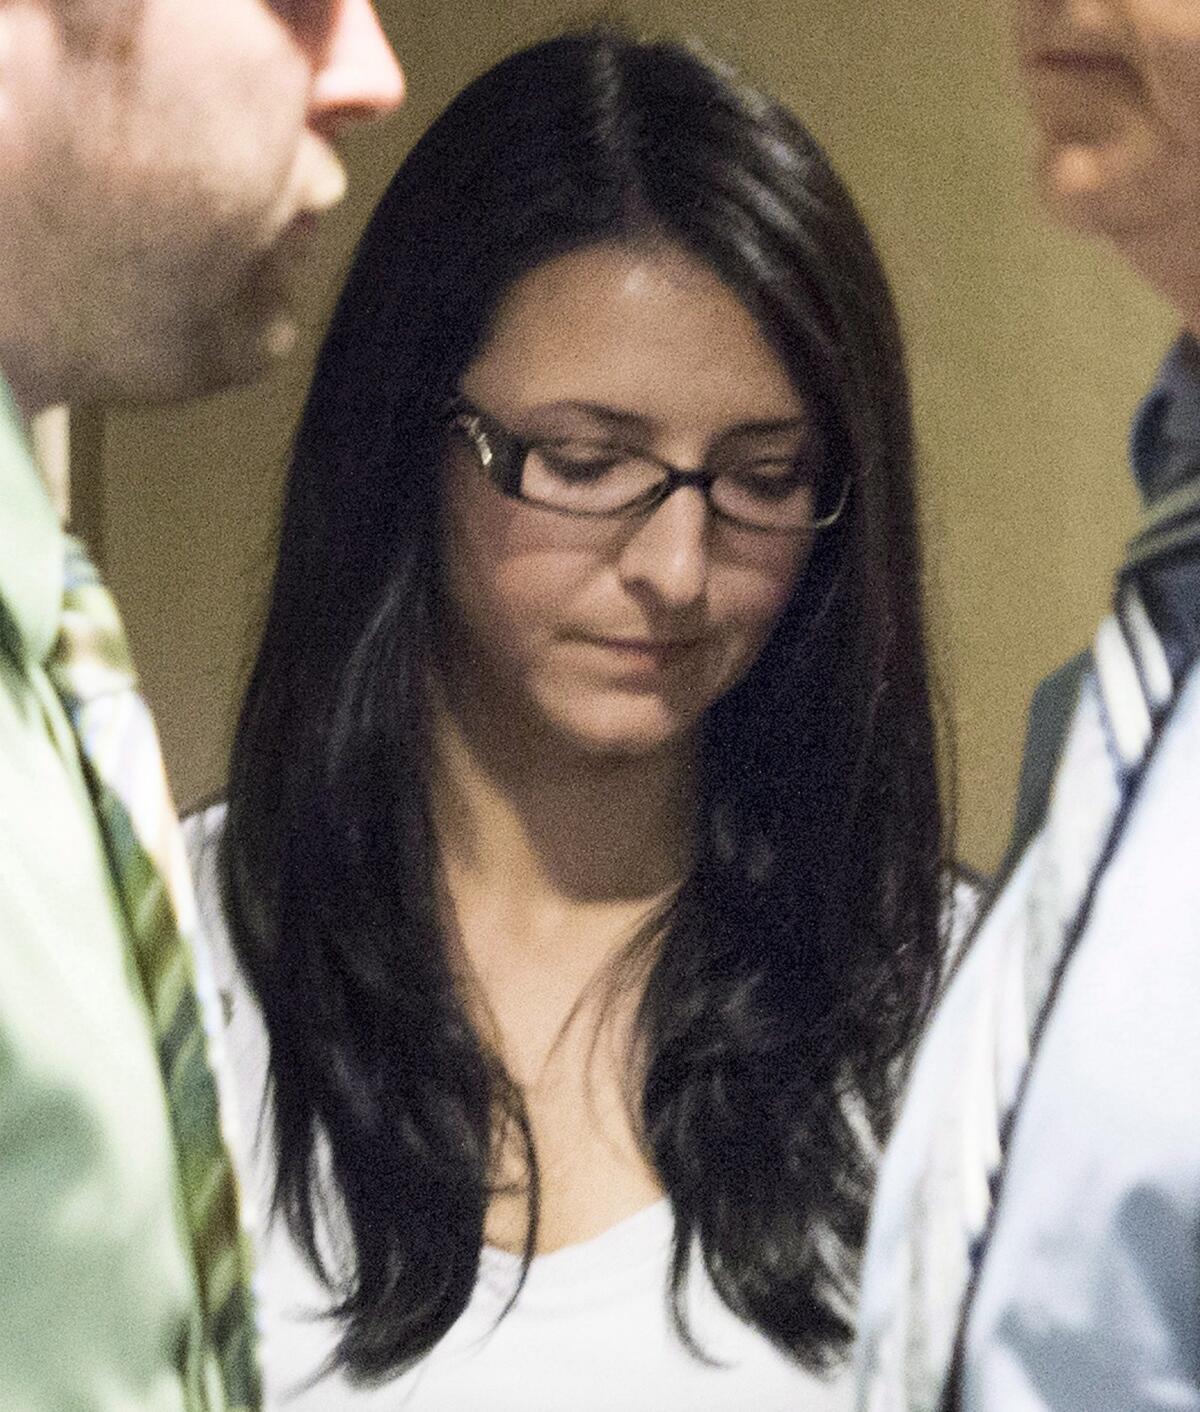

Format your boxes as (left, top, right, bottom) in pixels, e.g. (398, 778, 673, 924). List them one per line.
(1130, 333, 1200, 505)
(0, 373, 65, 668)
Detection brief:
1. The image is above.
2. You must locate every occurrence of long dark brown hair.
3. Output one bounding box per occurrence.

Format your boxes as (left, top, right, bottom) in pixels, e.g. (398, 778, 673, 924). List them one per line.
(221, 24, 947, 1383)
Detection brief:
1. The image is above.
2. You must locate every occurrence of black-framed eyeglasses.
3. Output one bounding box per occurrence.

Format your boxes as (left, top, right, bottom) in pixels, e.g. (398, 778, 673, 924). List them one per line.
(445, 396, 850, 533)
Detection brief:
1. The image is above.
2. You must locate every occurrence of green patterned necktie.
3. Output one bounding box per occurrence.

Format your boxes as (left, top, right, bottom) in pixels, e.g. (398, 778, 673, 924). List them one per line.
(46, 535, 261, 1412)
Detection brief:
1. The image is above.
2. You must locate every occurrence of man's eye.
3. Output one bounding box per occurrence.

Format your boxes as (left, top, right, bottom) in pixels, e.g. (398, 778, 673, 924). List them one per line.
(272, 0, 333, 44)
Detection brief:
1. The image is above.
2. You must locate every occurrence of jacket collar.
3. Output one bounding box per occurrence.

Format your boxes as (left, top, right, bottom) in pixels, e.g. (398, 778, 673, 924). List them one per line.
(0, 373, 65, 669)
(1130, 333, 1200, 505)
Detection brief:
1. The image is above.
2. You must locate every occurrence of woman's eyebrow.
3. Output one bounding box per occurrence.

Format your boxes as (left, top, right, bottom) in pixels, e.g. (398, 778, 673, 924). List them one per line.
(718, 416, 811, 438)
(528, 404, 810, 438)
(533, 400, 652, 429)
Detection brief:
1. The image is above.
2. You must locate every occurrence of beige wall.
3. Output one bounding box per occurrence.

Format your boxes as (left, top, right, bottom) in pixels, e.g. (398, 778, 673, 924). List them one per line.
(88, 0, 1177, 870)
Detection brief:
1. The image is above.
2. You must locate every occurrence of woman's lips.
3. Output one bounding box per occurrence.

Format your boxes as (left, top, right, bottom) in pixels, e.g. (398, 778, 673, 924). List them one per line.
(578, 635, 700, 669)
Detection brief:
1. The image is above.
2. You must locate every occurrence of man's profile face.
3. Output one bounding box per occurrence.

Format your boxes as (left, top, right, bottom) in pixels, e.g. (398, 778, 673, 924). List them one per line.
(1014, 0, 1200, 250)
(0, 0, 403, 411)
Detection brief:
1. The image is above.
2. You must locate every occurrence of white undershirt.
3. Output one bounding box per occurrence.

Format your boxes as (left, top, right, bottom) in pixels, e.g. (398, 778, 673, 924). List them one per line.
(186, 806, 855, 1411)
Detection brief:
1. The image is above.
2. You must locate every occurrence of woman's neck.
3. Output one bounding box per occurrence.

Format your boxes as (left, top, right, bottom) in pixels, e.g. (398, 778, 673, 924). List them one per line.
(429, 680, 692, 1066)
(432, 688, 696, 918)
(429, 680, 688, 1251)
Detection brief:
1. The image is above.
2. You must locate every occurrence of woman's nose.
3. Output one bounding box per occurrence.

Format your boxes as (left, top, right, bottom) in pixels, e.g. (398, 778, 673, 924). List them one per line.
(615, 486, 711, 609)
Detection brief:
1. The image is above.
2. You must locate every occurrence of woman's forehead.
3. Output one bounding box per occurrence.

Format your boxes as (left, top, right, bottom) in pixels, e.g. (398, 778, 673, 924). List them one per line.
(462, 242, 809, 436)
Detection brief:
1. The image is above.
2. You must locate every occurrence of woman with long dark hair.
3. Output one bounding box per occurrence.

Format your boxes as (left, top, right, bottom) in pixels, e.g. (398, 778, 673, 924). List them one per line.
(196, 24, 948, 1409)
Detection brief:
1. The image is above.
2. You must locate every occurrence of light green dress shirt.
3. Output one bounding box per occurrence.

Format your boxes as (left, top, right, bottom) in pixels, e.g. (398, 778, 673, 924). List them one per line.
(0, 378, 222, 1411)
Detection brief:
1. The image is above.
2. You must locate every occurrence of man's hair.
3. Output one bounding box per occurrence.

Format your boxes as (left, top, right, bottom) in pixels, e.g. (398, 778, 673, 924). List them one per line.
(221, 23, 947, 1381)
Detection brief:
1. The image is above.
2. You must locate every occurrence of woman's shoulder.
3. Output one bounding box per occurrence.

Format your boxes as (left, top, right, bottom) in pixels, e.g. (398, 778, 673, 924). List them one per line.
(180, 799, 271, 1127)
(181, 799, 242, 996)
(945, 865, 986, 971)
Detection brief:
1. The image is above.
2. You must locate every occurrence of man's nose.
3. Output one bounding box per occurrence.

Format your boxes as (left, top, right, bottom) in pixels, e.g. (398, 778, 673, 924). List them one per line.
(308, 0, 405, 133)
(616, 486, 711, 610)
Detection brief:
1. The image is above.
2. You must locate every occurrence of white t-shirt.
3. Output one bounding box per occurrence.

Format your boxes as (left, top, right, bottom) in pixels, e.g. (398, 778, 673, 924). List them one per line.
(185, 805, 863, 1411)
(258, 1192, 852, 1411)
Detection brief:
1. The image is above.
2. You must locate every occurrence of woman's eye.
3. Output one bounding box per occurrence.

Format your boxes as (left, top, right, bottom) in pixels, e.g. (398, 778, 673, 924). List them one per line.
(727, 461, 807, 498)
(536, 446, 626, 480)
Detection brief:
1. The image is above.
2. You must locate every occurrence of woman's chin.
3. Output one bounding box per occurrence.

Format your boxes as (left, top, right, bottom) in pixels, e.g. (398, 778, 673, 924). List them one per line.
(538, 695, 698, 762)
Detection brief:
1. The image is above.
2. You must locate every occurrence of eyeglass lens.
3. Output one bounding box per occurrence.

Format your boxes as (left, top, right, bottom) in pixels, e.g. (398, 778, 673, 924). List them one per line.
(520, 443, 819, 531)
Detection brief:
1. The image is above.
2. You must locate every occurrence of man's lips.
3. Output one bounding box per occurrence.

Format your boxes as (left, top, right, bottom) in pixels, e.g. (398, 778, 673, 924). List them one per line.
(277, 137, 348, 245)
(269, 209, 321, 265)
(286, 210, 320, 240)
(1026, 47, 1139, 84)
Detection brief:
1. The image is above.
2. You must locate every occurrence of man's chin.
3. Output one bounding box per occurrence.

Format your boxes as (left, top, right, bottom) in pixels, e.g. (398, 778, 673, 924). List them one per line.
(207, 307, 301, 388)
(169, 293, 305, 403)
(1037, 132, 1181, 239)
(166, 242, 310, 399)
(84, 309, 298, 408)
